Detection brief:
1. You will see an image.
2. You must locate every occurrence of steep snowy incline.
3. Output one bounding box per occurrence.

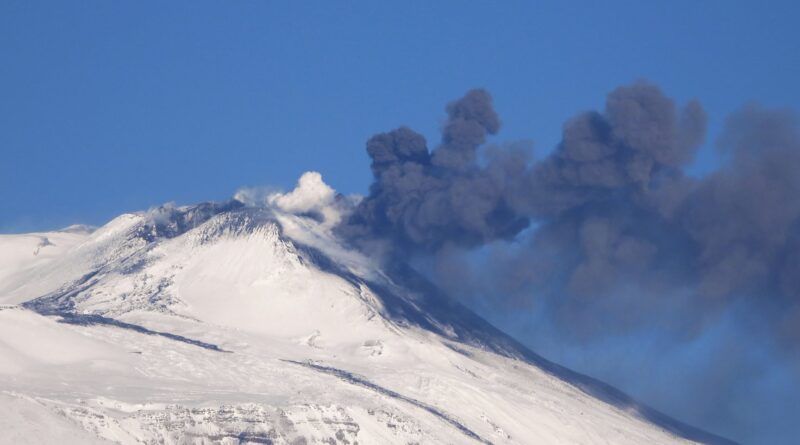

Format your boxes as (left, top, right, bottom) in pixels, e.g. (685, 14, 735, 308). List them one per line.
(0, 196, 735, 444)
(0, 226, 92, 304)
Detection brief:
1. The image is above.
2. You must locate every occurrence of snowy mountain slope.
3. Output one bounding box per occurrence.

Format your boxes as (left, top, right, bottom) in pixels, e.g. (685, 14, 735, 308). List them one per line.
(0, 226, 93, 304)
(0, 190, 735, 444)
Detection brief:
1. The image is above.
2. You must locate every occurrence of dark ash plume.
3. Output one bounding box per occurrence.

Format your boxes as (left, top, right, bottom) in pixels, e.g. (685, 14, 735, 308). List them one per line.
(516, 83, 707, 218)
(336, 82, 800, 444)
(338, 82, 800, 349)
(339, 89, 529, 251)
(680, 104, 800, 323)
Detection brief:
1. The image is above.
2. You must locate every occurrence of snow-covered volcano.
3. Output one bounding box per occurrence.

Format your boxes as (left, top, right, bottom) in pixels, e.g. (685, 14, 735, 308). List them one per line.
(0, 175, 734, 444)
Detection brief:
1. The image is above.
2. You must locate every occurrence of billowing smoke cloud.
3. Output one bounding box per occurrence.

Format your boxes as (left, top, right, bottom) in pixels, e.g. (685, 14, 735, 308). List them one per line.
(683, 106, 800, 310)
(340, 89, 529, 251)
(336, 82, 800, 443)
(339, 82, 800, 343)
(237, 172, 358, 227)
(504, 93, 800, 344)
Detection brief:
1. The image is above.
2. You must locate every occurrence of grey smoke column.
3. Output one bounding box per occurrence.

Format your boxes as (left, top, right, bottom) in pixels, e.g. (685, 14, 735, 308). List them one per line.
(339, 82, 800, 348)
(341, 89, 529, 251)
(516, 83, 706, 218)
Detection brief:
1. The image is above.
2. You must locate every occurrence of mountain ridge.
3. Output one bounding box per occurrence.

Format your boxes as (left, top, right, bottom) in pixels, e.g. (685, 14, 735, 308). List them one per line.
(0, 198, 736, 444)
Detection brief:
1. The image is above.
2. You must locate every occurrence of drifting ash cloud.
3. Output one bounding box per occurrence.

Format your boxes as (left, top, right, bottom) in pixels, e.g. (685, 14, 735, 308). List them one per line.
(238, 84, 797, 442)
(334, 82, 800, 443)
(338, 82, 800, 349)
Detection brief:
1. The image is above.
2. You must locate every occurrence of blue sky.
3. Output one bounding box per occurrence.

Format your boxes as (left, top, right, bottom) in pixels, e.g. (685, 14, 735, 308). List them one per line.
(2, 2, 800, 443)
(2, 1, 798, 232)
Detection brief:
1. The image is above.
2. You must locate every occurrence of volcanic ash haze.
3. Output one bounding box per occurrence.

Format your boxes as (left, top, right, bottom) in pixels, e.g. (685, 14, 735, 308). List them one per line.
(338, 83, 800, 444)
